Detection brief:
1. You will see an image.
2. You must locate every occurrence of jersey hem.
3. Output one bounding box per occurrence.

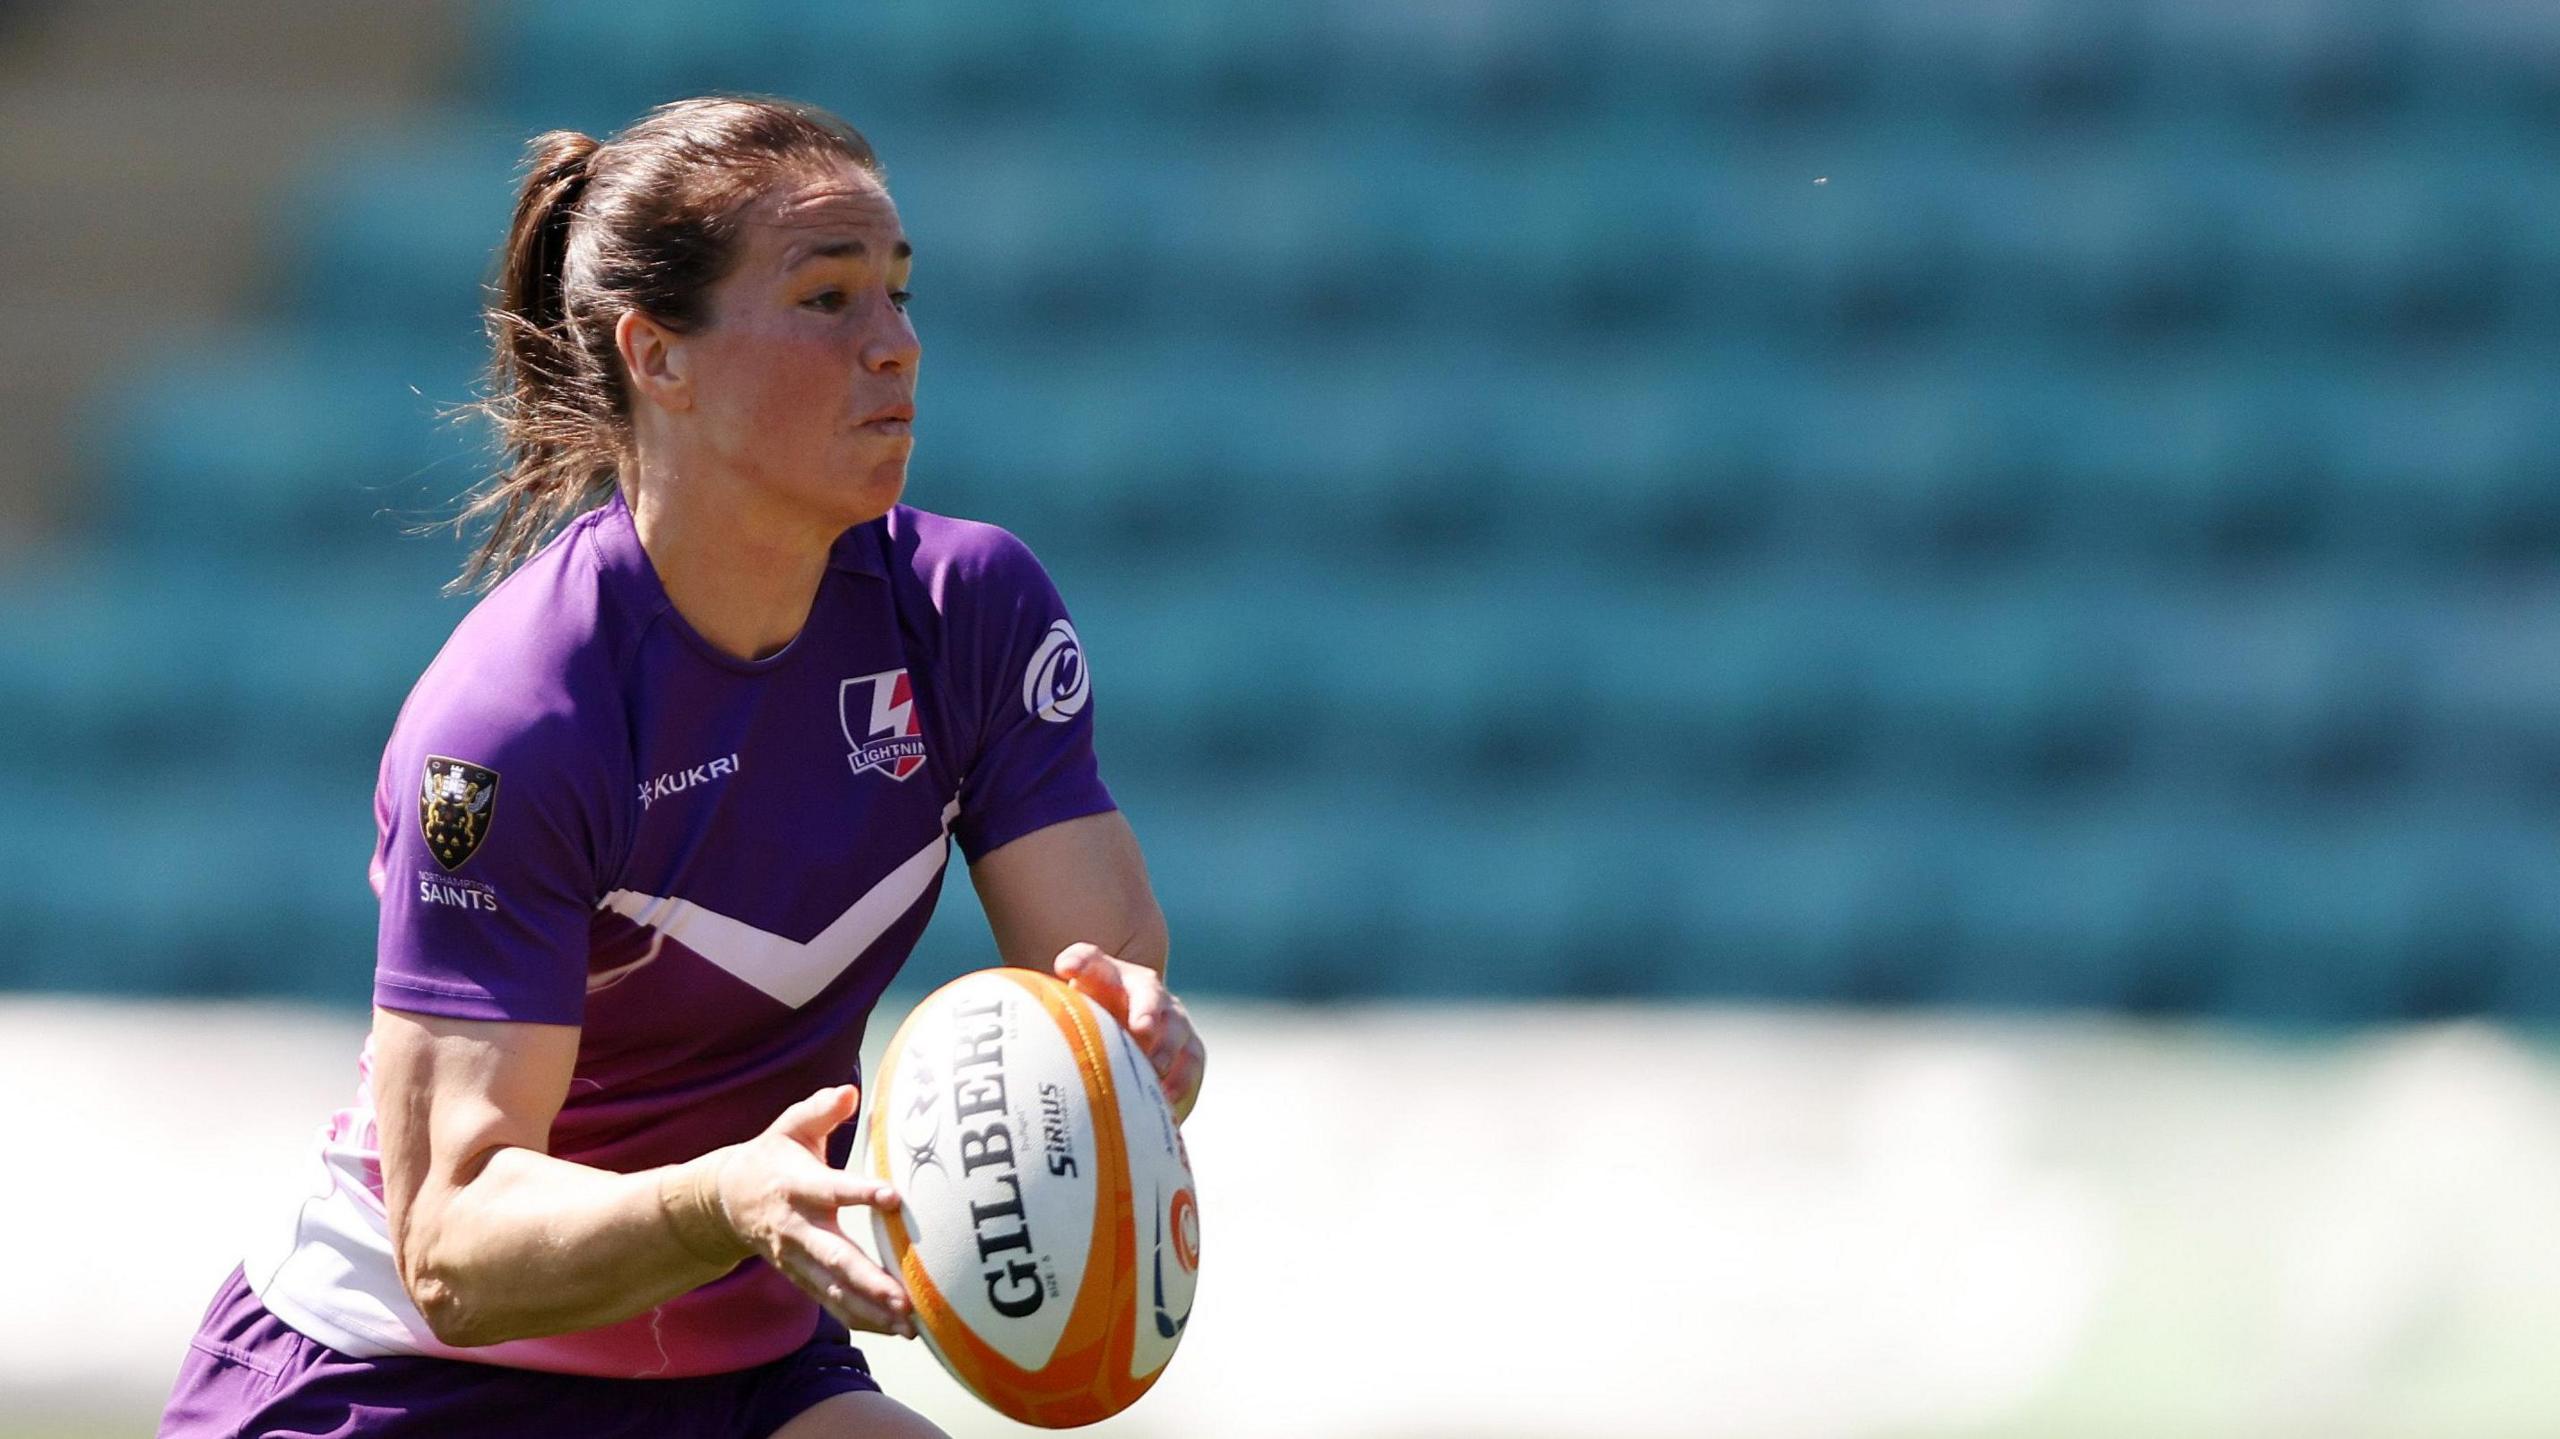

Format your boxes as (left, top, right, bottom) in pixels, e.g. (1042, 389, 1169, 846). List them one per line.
(245, 1256, 425, 1361)
(373, 975, 583, 1027)
(957, 792, 1120, 865)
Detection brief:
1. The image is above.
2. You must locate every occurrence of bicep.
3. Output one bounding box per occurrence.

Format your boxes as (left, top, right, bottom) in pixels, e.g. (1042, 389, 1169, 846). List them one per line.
(968, 810, 1168, 974)
(372, 1006, 579, 1266)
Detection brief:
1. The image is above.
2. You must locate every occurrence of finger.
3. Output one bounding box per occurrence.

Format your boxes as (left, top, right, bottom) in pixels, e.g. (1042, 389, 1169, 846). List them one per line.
(1162, 1039, 1205, 1121)
(786, 1167, 901, 1214)
(782, 1217, 915, 1333)
(1131, 992, 1189, 1069)
(773, 1084, 861, 1143)
(778, 1229, 908, 1330)
(776, 1248, 878, 1328)
(1121, 970, 1171, 1044)
(1054, 945, 1133, 1028)
(1166, 1034, 1204, 1097)
(789, 1216, 910, 1308)
(778, 1249, 911, 1338)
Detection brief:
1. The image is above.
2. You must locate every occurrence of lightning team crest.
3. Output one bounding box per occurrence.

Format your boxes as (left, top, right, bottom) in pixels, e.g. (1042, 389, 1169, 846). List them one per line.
(841, 668, 929, 782)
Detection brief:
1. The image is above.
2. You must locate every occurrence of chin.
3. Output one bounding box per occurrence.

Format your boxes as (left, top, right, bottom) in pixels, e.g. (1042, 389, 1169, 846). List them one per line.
(833, 458, 908, 525)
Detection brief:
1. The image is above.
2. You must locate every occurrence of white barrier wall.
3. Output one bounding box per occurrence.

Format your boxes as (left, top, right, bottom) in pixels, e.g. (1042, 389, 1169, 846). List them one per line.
(4, 997, 2557, 1439)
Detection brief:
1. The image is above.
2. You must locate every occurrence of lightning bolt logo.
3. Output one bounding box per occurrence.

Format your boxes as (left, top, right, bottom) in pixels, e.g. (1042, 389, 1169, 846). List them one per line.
(839, 669, 929, 782)
(870, 671, 915, 741)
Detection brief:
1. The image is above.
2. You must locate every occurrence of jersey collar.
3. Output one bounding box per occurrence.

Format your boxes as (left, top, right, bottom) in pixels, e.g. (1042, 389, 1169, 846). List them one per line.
(826, 514, 889, 579)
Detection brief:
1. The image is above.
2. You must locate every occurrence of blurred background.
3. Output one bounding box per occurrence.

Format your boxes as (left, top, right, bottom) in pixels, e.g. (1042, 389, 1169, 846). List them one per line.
(1, 1, 2556, 1436)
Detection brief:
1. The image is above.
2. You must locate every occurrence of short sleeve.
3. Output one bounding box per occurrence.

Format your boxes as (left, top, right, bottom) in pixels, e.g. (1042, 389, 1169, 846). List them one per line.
(947, 528, 1118, 862)
(370, 698, 614, 1027)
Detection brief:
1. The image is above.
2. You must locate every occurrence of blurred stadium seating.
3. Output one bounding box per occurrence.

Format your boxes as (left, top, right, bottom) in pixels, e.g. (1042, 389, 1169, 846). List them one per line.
(5, 0, 2554, 1019)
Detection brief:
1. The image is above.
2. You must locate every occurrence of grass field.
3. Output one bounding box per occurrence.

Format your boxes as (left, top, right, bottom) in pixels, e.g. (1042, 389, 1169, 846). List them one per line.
(8, 999, 2559, 1438)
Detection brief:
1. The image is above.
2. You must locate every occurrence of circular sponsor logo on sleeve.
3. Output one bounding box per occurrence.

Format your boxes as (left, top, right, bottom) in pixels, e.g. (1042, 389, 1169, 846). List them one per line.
(1023, 619, 1090, 724)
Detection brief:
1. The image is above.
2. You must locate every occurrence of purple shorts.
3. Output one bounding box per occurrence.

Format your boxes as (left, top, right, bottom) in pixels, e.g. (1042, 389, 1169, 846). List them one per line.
(158, 1266, 884, 1439)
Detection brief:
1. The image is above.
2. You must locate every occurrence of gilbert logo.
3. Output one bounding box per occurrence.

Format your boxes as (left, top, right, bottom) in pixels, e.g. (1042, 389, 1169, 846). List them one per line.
(842, 668, 929, 782)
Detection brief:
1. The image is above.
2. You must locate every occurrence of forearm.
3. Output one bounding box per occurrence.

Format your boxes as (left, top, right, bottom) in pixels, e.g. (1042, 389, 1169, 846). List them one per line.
(1097, 912, 1168, 977)
(403, 1144, 747, 1347)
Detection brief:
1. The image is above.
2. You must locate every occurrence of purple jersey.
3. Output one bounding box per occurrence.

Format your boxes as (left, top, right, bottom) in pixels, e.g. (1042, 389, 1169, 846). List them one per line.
(243, 491, 1113, 1379)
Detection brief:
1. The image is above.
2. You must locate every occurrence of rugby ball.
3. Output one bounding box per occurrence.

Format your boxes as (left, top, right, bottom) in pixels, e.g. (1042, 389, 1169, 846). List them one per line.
(860, 968, 1199, 1428)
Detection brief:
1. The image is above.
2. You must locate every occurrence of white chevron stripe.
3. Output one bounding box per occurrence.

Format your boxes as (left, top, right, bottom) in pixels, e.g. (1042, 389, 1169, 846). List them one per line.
(599, 799, 961, 1008)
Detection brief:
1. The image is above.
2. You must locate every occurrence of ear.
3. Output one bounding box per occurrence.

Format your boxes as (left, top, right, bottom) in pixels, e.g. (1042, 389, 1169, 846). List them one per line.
(615, 309, 692, 413)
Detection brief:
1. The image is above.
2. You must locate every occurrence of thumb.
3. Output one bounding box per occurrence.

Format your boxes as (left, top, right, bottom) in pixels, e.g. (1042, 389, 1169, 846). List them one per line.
(775, 1084, 861, 1142)
(1055, 944, 1133, 1028)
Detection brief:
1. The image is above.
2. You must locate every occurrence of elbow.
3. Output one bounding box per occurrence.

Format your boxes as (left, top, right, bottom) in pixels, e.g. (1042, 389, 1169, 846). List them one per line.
(411, 1269, 502, 1349)
(409, 1276, 471, 1348)
(398, 1240, 497, 1349)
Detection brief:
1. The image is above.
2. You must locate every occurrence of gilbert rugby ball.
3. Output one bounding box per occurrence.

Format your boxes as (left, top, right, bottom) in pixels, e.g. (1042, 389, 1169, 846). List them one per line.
(861, 968, 1199, 1428)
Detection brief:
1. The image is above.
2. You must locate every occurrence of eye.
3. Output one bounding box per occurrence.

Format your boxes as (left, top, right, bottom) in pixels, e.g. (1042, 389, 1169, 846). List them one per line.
(804, 290, 846, 312)
(889, 289, 913, 311)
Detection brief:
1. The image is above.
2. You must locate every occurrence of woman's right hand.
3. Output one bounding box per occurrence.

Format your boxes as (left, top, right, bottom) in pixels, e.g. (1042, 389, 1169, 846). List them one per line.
(689, 1084, 916, 1338)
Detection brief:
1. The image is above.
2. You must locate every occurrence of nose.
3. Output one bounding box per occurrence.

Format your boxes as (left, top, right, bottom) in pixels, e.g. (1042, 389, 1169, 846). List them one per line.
(862, 291, 921, 375)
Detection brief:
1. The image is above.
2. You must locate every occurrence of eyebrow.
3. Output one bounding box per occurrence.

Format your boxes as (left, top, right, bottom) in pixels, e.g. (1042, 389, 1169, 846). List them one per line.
(786, 238, 914, 269)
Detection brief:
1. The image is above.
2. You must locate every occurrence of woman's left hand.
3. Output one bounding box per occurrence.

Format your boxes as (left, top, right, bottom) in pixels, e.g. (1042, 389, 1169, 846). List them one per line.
(1052, 943, 1206, 1124)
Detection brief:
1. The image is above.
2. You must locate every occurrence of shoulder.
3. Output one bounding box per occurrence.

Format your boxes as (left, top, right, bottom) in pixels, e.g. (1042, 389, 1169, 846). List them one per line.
(390, 510, 637, 788)
(866, 506, 1082, 726)
(877, 505, 1056, 612)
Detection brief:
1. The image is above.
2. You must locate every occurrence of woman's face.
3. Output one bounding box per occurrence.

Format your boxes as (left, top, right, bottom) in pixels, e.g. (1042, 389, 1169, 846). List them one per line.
(641, 159, 921, 533)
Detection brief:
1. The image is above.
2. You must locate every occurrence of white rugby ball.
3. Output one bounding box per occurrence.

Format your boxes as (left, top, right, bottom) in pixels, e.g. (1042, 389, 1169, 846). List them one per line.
(861, 967, 1199, 1428)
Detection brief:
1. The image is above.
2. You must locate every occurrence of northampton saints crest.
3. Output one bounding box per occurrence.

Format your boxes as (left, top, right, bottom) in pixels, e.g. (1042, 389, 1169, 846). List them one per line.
(419, 756, 500, 870)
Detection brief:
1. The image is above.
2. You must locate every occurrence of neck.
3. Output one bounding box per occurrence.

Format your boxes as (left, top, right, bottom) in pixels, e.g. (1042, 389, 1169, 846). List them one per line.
(623, 463, 839, 663)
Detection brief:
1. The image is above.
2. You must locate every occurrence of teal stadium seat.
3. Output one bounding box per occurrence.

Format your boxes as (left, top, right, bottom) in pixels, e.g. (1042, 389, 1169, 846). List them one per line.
(473, 0, 779, 134)
(2498, 861, 2560, 1021)
(282, 120, 528, 345)
(20, 0, 2558, 1017)
(1861, 0, 2143, 117)
(2320, 368, 2542, 563)
(2211, 820, 2456, 1025)
(3, 769, 377, 1002)
(1672, 801, 1947, 1004)
(2411, 600, 2560, 794)
(91, 326, 490, 559)
(0, 554, 461, 772)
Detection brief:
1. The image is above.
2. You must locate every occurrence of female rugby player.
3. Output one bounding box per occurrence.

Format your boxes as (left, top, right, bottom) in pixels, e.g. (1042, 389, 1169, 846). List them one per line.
(158, 95, 1205, 1439)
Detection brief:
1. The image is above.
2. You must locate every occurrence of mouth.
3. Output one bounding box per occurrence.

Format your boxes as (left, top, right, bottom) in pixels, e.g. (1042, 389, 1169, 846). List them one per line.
(859, 400, 916, 433)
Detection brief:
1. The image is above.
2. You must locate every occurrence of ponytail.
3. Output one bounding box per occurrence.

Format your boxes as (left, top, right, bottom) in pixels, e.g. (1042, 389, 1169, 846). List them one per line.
(452, 131, 614, 591)
(512, 131, 597, 335)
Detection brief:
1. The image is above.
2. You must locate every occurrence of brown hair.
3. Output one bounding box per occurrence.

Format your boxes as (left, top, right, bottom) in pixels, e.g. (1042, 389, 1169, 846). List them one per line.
(452, 94, 884, 590)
